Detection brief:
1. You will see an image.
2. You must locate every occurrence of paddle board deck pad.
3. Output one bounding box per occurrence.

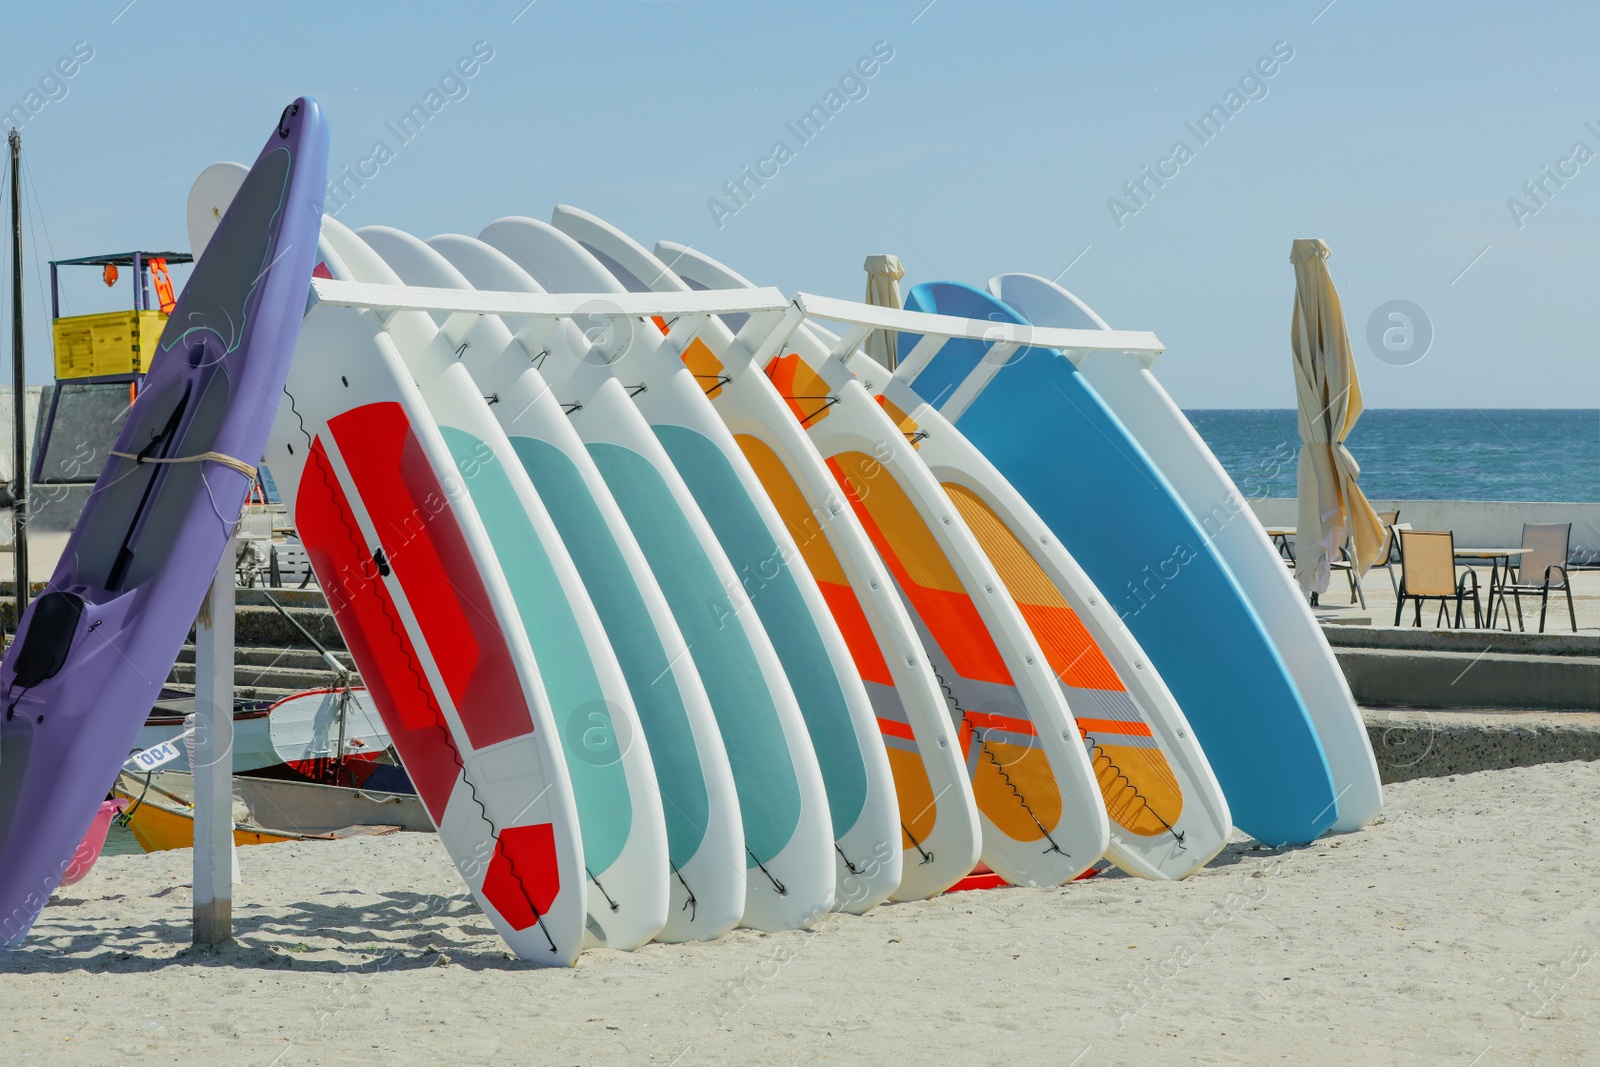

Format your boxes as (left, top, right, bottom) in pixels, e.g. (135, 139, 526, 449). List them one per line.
(363, 227, 742, 943)
(646, 251, 1108, 886)
(474, 219, 834, 932)
(553, 208, 911, 908)
(192, 164, 588, 964)
(990, 272, 1382, 833)
(839, 354, 1231, 879)
(647, 239, 982, 901)
(0, 101, 327, 946)
(899, 282, 1337, 846)
(323, 221, 670, 950)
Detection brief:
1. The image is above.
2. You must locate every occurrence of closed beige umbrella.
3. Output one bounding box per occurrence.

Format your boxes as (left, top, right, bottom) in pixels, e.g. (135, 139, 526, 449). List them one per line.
(1290, 239, 1385, 599)
(863, 254, 904, 368)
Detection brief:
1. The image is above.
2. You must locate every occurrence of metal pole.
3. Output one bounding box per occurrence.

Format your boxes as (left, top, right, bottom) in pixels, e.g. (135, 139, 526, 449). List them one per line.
(8, 129, 28, 624)
(192, 534, 236, 945)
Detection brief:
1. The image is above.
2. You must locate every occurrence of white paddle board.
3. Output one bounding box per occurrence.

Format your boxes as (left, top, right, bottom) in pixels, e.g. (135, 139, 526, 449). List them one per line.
(360, 226, 745, 942)
(191, 163, 588, 964)
(324, 220, 670, 950)
(459, 222, 834, 932)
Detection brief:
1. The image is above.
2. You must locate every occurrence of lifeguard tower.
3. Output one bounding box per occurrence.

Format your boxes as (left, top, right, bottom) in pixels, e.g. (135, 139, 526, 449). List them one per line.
(7, 252, 193, 584)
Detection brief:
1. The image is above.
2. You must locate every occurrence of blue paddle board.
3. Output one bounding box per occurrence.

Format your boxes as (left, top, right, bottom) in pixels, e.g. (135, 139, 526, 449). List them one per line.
(899, 282, 1336, 845)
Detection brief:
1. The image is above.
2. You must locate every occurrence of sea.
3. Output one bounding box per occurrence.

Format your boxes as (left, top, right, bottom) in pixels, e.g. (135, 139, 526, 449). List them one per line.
(1184, 409, 1599, 503)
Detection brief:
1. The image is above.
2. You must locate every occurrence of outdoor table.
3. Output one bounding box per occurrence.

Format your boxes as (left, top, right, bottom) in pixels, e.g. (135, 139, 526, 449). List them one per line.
(1263, 526, 1296, 564)
(1454, 548, 1530, 630)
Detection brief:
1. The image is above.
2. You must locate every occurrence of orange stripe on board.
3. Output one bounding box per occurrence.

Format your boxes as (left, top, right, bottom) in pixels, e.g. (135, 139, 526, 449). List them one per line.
(832, 453, 965, 594)
(964, 710, 1037, 737)
(1075, 717, 1153, 739)
(764, 353, 836, 428)
(680, 336, 726, 398)
(736, 435, 848, 585)
(886, 745, 938, 847)
(735, 434, 894, 686)
(820, 581, 893, 685)
(829, 453, 1014, 686)
(875, 393, 920, 446)
(945, 482, 1125, 692)
(877, 716, 916, 741)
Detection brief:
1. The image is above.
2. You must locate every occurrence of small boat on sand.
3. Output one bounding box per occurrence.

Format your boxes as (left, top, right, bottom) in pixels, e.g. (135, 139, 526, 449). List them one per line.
(112, 769, 431, 853)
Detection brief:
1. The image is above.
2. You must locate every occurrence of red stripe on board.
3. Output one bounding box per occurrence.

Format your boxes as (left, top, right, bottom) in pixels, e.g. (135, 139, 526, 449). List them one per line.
(947, 871, 1008, 892)
(945, 863, 1101, 893)
(295, 435, 465, 825)
(328, 402, 532, 750)
(481, 822, 562, 931)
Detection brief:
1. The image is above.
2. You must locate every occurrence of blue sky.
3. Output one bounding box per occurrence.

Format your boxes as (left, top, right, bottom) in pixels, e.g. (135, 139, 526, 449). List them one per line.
(2, 1, 1596, 408)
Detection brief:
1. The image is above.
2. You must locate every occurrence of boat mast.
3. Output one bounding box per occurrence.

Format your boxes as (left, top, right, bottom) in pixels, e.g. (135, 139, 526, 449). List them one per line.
(7, 129, 27, 624)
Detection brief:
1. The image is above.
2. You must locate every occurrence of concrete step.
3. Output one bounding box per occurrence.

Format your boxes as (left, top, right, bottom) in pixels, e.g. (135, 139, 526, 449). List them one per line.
(1337, 646, 1598, 711)
(174, 645, 357, 673)
(160, 683, 305, 705)
(231, 603, 347, 651)
(167, 661, 352, 693)
(1365, 707, 1600, 784)
(1324, 623, 1598, 658)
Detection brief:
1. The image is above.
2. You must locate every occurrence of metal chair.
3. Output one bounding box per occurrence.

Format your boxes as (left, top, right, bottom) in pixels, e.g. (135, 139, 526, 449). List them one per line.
(1369, 511, 1402, 595)
(1491, 522, 1577, 633)
(1321, 510, 1399, 608)
(1394, 528, 1482, 628)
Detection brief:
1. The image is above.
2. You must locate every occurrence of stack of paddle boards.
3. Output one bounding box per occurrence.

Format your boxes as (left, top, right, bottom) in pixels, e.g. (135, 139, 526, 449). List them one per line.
(181, 194, 1381, 965)
(0, 99, 1381, 964)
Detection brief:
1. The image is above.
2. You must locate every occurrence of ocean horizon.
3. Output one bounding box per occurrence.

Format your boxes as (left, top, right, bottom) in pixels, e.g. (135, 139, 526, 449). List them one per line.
(1183, 409, 1599, 503)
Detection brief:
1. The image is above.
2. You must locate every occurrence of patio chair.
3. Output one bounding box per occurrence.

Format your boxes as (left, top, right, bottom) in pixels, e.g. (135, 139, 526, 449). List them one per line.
(1491, 522, 1577, 633)
(1322, 510, 1399, 608)
(1369, 511, 1402, 595)
(1394, 528, 1482, 628)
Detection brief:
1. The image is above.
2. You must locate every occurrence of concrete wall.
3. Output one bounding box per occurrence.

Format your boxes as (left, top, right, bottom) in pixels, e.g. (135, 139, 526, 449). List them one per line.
(0, 385, 50, 486)
(1249, 498, 1600, 562)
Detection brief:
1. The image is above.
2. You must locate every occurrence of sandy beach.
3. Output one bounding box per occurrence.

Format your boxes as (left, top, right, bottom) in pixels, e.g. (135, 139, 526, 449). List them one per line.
(0, 760, 1593, 1065)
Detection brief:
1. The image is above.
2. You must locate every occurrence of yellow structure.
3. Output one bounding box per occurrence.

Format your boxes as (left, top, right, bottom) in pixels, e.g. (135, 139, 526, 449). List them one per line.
(51, 309, 169, 379)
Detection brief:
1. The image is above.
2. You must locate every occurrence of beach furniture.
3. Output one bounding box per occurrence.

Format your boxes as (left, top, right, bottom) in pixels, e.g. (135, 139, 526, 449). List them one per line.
(1490, 523, 1577, 633)
(1264, 526, 1297, 566)
(1329, 510, 1398, 607)
(1394, 529, 1482, 628)
(1369, 512, 1403, 595)
(1288, 239, 1386, 602)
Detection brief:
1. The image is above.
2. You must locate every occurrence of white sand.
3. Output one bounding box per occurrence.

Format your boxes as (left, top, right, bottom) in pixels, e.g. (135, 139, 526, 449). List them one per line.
(4, 760, 1597, 1065)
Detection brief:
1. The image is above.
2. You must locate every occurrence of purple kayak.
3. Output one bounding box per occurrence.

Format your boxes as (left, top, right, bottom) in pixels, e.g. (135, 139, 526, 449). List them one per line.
(0, 98, 327, 944)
